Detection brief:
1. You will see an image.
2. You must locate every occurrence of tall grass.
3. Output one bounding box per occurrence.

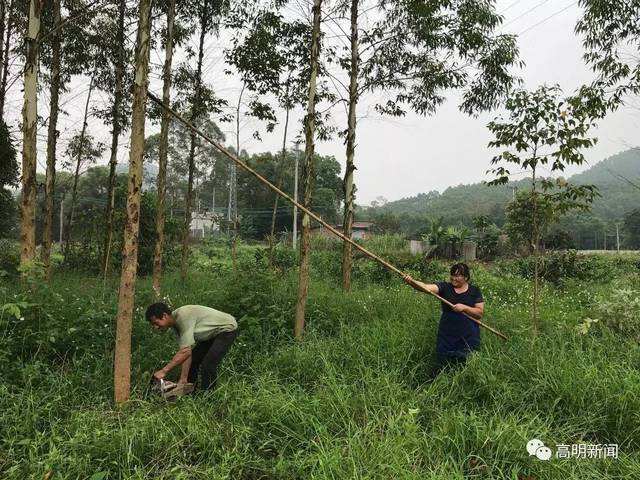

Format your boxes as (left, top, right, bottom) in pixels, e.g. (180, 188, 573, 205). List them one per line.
(1, 253, 639, 478)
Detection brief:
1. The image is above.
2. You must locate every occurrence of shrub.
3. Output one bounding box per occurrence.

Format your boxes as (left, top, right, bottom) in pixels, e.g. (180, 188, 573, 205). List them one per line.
(475, 225, 501, 260)
(0, 238, 19, 276)
(507, 250, 632, 285)
(591, 287, 640, 341)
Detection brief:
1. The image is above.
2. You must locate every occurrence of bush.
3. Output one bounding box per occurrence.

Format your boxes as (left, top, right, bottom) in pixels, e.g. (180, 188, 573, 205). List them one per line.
(0, 238, 19, 276)
(62, 191, 182, 276)
(475, 225, 501, 260)
(591, 287, 640, 341)
(270, 244, 298, 271)
(507, 250, 630, 285)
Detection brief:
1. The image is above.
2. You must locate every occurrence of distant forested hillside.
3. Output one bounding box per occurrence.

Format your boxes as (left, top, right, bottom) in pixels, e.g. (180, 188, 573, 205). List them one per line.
(364, 148, 640, 223)
(360, 148, 640, 247)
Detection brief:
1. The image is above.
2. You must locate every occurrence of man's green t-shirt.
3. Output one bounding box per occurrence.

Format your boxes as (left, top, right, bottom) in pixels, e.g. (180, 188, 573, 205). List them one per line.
(172, 305, 237, 348)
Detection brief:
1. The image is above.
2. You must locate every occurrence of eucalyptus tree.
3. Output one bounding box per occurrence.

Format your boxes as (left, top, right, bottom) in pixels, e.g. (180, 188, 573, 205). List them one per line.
(41, 0, 93, 279)
(93, 0, 135, 277)
(151, 0, 177, 295)
(576, 0, 640, 107)
(487, 85, 603, 335)
(226, 1, 336, 266)
(19, 0, 42, 270)
(294, 0, 323, 340)
(41, 0, 63, 279)
(0, 0, 19, 119)
(331, 0, 522, 291)
(114, 0, 153, 405)
(226, 3, 308, 239)
(62, 76, 104, 253)
(146, 0, 201, 292)
(172, 0, 230, 280)
(62, 128, 106, 252)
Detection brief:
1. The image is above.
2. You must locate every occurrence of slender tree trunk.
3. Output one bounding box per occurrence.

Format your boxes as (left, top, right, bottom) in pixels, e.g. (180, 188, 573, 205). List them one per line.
(180, 0, 209, 280)
(152, 0, 175, 297)
(64, 76, 95, 253)
(0, 1, 5, 98)
(19, 0, 42, 269)
(294, 0, 322, 340)
(229, 83, 244, 222)
(229, 82, 244, 270)
(341, 0, 359, 292)
(114, 0, 152, 405)
(0, 0, 14, 119)
(531, 164, 539, 336)
(269, 101, 291, 239)
(102, 0, 127, 278)
(42, 0, 62, 280)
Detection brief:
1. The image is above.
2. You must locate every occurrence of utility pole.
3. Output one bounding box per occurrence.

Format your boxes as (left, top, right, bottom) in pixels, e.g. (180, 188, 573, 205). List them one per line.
(616, 223, 620, 253)
(211, 173, 215, 212)
(59, 195, 64, 244)
(293, 143, 300, 249)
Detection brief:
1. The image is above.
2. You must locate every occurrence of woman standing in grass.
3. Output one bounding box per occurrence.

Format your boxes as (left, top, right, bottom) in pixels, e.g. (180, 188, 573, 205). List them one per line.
(405, 263, 485, 377)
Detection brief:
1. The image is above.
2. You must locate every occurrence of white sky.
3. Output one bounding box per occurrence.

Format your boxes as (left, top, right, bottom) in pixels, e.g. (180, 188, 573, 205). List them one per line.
(5, 0, 639, 205)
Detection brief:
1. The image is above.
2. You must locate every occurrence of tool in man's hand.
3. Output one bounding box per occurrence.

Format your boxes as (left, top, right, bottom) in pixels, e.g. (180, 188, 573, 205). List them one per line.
(150, 376, 194, 400)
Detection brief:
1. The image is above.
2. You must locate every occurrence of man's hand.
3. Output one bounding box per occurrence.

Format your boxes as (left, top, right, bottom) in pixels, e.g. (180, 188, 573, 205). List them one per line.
(452, 303, 467, 313)
(153, 369, 167, 380)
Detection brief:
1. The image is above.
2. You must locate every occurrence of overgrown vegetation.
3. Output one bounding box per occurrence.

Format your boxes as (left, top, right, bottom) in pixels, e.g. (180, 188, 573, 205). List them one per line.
(1, 245, 639, 478)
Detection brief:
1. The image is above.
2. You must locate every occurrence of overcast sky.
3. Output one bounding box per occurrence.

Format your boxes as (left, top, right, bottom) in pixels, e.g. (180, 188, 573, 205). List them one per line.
(5, 0, 638, 205)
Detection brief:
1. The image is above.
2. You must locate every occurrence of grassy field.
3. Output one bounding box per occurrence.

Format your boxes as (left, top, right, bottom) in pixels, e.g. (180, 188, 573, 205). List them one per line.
(1, 245, 639, 479)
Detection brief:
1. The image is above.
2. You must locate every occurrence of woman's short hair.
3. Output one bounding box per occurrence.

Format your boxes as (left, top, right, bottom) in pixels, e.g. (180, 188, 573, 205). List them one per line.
(450, 262, 470, 281)
(145, 302, 171, 322)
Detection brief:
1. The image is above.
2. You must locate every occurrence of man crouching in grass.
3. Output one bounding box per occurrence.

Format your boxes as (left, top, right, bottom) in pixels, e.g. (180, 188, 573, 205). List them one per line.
(146, 303, 238, 392)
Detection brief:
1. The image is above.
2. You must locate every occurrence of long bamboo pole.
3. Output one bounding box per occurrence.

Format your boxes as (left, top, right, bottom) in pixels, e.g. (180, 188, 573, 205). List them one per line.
(147, 92, 508, 341)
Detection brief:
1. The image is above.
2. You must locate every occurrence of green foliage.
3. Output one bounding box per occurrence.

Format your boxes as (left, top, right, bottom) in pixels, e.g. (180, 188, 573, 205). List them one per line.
(0, 121, 18, 239)
(487, 85, 600, 209)
(362, 0, 521, 116)
(504, 250, 638, 285)
(361, 233, 408, 255)
(0, 120, 18, 188)
(370, 210, 401, 234)
(1, 252, 640, 478)
(62, 132, 106, 172)
(544, 227, 576, 250)
(361, 147, 640, 249)
(474, 223, 501, 260)
(504, 191, 556, 252)
(624, 208, 640, 248)
(61, 175, 182, 276)
(591, 286, 640, 341)
(0, 189, 17, 239)
(577, 0, 640, 105)
(234, 152, 342, 239)
(0, 239, 19, 276)
(422, 218, 469, 258)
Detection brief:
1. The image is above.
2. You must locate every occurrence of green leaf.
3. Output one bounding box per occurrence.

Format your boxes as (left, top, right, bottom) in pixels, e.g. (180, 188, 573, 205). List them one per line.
(89, 472, 108, 480)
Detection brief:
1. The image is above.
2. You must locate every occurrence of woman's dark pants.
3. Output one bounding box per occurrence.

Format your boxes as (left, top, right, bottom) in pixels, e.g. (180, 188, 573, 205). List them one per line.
(187, 330, 238, 390)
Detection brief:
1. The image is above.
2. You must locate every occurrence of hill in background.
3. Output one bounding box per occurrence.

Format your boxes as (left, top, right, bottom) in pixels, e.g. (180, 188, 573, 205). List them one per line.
(363, 148, 640, 226)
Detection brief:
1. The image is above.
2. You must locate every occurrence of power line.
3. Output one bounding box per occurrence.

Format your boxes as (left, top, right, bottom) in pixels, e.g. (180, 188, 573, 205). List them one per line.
(503, 0, 551, 28)
(500, 0, 526, 14)
(518, 1, 579, 36)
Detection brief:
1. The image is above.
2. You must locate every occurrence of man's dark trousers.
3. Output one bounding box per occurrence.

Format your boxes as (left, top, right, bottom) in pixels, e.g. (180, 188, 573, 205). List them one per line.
(188, 330, 237, 390)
